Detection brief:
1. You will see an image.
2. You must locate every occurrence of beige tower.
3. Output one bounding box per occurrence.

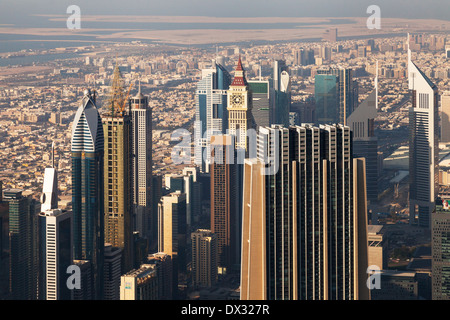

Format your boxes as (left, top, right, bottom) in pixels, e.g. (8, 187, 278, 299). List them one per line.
(240, 159, 267, 300)
(441, 92, 450, 143)
(227, 56, 252, 151)
(103, 64, 133, 273)
(158, 191, 187, 297)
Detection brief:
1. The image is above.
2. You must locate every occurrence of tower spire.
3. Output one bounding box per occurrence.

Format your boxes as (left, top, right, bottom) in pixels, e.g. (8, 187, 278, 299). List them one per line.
(51, 141, 55, 168)
(109, 61, 125, 117)
(407, 33, 411, 63)
(375, 60, 378, 110)
(231, 55, 247, 86)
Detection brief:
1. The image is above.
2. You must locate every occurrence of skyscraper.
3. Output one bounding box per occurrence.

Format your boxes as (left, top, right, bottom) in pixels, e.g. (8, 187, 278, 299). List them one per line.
(194, 61, 231, 172)
(71, 88, 105, 299)
(103, 243, 122, 300)
(316, 67, 358, 125)
(441, 91, 450, 143)
(210, 135, 241, 273)
(191, 229, 218, 288)
(315, 74, 339, 124)
(158, 191, 187, 297)
(431, 198, 450, 300)
(347, 68, 379, 205)
(293, 49, 315, 66)
(248, 80, 271, 129)
(182, 167, 201, 230)
(102, 64, 133, 273)
(40, 143, 58, 213)
(227, 56, 253, 151)
(241, 124, 369, 300)
(38, 208, 72, 300)
(272, 60, 291, 127)
(4, 189, 39, 300)
(38, 160, 72, 300)
(408, 34, 439, 228)
(130, 82, 153, 244)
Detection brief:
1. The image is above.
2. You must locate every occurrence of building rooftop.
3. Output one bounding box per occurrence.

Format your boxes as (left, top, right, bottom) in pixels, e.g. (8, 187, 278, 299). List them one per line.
(368, 224, 384, 234)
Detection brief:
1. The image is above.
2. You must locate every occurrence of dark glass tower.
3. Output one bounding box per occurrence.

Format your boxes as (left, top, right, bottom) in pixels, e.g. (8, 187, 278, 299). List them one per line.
(271, 60, 291, 127)
(3, 189, 38, 300)
(315, 74, 339, 124)
(241, 124, 369, 300)
(316, 67, 358, 125)
(71, 89, 105, 299)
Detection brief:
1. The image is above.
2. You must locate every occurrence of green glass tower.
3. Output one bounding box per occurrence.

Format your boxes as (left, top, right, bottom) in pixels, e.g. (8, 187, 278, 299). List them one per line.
(315, 74, 339, 124)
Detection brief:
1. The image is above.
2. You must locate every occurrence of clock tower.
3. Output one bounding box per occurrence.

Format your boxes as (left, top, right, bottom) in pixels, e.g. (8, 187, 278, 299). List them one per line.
(227, 56, 252, 151)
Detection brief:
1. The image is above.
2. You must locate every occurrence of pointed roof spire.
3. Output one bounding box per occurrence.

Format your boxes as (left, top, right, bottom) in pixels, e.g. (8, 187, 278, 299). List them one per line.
(231, 55, 247, 86)
(236, 55, 243, 71)
(133, 79, 145, 100)
(407, 32, 411, 64)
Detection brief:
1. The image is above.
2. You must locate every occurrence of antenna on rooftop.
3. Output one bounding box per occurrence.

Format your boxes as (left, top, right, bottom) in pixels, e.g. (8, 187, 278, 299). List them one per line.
(51, 141, 55, 168)
(375, 60, 378, 110)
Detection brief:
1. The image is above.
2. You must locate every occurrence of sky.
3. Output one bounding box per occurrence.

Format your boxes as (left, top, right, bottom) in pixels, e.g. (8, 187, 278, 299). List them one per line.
(1, 0, 450, 24)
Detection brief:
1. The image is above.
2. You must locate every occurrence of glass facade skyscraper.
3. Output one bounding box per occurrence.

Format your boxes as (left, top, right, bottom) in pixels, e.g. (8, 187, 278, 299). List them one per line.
(195, 62, 231, 172)
(271, 60, 291, 128)
(3, 189, 39, 300)
(71, 89, 105, 299)
(315, 74, 339, 124)
(316, 67, 358, 125)
(241, 124, 369, 300)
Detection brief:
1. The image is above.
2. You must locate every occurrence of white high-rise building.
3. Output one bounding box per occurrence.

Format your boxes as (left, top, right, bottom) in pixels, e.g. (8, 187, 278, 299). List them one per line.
(39, 145, 73, 300)
(130, 82, 152, 240)
(40, 143, 58, 212)
(39, 208, 72, 300)
(407, 34, 440, 228)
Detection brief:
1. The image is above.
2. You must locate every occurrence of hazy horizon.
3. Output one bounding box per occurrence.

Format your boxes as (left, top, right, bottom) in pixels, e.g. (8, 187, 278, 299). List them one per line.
(1, 0, 450, 25)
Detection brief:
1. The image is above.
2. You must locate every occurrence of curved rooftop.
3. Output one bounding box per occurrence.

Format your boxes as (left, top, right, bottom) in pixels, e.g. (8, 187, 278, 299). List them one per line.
(71, 90, 104, 153)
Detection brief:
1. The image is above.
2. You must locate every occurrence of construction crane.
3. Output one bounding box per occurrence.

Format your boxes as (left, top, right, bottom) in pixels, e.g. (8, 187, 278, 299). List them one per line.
(120, 82, 133, 114)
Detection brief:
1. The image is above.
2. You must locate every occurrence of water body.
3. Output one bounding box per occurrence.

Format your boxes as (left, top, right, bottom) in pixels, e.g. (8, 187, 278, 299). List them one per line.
(0, 52, 81, 67)
(0, 15, 355, 53)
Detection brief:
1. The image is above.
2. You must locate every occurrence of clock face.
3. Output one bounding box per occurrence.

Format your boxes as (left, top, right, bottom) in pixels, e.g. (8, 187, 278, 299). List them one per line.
(231, 93, 243, 106)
